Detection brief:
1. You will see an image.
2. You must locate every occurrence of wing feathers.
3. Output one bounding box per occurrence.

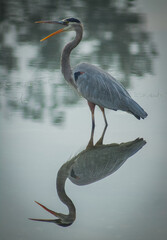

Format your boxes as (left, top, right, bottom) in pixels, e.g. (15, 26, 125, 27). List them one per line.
(73, 63, 148, 119)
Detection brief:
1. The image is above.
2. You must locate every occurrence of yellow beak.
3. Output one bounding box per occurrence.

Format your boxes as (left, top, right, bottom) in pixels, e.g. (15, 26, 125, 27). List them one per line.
(35, 20, 66, 42)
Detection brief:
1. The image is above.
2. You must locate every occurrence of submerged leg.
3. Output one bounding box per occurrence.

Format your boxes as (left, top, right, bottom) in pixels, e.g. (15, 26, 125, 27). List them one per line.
(99, 106, 108, 126)
(86, 122, 95, 149)
(87, 101, 96, 131)
(95, 125, 108, 146)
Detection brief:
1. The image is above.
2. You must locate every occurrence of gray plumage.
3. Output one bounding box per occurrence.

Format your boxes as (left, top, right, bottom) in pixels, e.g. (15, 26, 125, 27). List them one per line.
(73, 63, 147, 120)
(29, 125, 146, 226)
(36, 17, 148, 127)
(69, 137, 146, 185)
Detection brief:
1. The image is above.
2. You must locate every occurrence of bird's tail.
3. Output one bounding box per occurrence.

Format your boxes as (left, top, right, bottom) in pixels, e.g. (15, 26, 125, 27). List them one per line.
(120, 138, 146, 158)
(127, 98, 148, 120)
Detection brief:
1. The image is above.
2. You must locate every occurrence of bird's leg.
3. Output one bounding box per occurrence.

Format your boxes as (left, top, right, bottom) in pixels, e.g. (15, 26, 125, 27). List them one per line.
(95, 125, 108, 146)
(87, 101, 96, 132)
(86, 120, 96, 149)
(99, 106, 108, 127)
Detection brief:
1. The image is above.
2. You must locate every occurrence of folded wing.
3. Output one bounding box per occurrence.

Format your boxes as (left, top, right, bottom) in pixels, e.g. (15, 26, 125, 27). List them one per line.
(73, 63, 147, 119)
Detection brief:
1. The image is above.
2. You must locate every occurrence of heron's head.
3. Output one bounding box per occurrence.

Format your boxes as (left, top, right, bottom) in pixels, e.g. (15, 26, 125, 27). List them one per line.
(29, 201, 75, 227)
(35, 17, 82, 41)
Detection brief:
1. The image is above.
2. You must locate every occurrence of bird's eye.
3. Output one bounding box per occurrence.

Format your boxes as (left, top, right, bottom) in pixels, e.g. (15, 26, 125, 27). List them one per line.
(62, 19, 69, 25)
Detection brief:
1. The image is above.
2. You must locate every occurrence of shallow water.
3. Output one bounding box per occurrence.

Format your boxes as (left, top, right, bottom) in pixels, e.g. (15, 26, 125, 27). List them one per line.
(0, 0, 167, 239)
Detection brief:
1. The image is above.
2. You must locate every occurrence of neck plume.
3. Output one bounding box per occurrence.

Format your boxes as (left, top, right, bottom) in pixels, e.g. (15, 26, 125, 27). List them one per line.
(61, 25, 83, 88)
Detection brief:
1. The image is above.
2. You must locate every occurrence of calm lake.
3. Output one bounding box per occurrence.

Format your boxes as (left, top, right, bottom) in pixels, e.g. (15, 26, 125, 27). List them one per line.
(0, 0, 167, 239)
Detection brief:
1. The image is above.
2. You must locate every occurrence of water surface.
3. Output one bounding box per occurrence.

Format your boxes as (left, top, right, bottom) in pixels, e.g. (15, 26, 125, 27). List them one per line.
(0, 0, 167, 239)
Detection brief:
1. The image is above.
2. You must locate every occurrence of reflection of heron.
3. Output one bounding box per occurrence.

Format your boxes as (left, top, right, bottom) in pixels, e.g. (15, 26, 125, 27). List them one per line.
(35, 18, 148, 129)
(30, 127, 146, 227)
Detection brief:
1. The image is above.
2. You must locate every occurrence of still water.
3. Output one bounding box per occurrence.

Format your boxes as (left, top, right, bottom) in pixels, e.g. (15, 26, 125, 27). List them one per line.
(0, 0, 167, 239)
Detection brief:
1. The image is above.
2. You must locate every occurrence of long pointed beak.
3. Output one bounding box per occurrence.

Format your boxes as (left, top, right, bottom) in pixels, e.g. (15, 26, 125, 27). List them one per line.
(29, 201, 61, 223)
(35, 20, 66, 41)
(35, 20, 64, 24)
(29, 218, 57, 223)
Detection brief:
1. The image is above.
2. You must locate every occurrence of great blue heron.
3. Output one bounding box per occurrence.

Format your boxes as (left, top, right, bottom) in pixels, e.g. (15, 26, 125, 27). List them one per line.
(29, 127, 146, 227)
(35, 17, 148, 129)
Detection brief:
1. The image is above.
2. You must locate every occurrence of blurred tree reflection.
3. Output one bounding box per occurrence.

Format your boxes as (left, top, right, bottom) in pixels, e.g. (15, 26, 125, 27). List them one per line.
(0, 0, 157, 124)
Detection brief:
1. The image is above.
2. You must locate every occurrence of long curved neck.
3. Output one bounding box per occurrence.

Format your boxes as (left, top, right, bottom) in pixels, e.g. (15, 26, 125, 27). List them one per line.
(56, 161, 76, 221)
(61, 25, 83, 88)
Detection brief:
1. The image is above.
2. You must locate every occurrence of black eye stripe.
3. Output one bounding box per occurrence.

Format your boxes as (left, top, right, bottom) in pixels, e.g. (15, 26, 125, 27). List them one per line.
(65, 18, 80, 23)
